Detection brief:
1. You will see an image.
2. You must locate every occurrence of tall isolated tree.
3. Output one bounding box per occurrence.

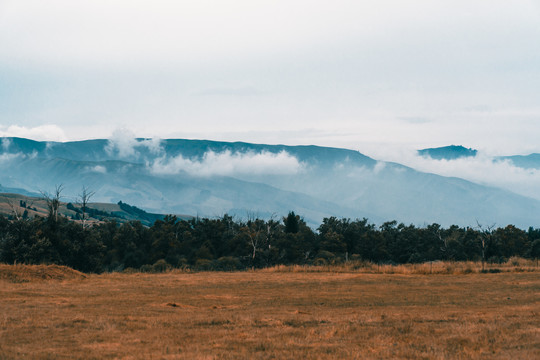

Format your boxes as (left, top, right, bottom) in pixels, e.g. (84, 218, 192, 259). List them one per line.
(246, 218, 266, 262)
(476, 220, 496, 271)
(284, 212, 299, 234)
(78, 186, 95, 229)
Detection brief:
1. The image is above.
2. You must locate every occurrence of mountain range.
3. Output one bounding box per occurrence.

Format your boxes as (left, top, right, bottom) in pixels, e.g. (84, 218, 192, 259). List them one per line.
(1, 137, 539, 228)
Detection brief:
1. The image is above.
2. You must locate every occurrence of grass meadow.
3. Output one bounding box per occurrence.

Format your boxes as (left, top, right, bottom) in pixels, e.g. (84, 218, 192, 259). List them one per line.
(0, 262, 539, 359)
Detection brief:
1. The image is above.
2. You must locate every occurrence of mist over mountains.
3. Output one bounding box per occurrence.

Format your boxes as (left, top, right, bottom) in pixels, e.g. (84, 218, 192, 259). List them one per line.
(418, 145, 540, 171)
(1, 137, 539, 228)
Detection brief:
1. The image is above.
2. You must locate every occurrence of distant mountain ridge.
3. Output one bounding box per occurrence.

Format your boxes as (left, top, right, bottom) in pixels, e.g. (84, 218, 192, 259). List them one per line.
(1, 137, 375, 166)
(1, 137, 539, 228)
(418, 145, 478, 160)
(416, 144, 540, 170)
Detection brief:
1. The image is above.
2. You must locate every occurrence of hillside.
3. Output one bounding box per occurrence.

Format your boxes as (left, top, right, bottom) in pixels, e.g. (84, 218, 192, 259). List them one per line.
(1, 137, 540, 228)
(0, 193, 178, 226)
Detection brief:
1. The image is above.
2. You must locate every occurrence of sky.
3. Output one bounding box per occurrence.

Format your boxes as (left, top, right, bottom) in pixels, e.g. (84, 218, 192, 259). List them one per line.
(1, 0, 540, 161)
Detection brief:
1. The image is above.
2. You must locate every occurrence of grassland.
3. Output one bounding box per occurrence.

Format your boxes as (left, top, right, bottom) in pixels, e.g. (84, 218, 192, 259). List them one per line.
(1, 263, 539, 359)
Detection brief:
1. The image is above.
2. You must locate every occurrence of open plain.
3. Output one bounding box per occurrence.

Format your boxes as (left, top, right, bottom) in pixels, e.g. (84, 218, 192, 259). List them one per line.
(1, 264, 539, 359)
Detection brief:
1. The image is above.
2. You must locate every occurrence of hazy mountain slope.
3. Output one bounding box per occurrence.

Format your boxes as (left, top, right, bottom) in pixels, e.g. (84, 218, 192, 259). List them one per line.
(246, 159, 540, 227)
(0, 154, 362, 226)
(1, 137, 540, 228)
(499, 153, 540, 170)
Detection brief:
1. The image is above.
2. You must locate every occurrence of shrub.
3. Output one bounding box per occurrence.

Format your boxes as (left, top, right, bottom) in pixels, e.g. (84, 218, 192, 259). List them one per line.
(152, 259, 170, 273)
(140, 264, 153, 273)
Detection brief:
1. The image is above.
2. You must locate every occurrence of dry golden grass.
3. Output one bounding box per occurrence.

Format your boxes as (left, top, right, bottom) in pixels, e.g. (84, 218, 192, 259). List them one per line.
(0, 264, 87, 283)
(1, 264, 539, 359)
(262, 257, 539, 275)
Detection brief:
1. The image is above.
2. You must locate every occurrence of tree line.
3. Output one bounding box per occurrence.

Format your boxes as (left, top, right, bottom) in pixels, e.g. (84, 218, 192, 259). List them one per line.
(1, 210, 540, 273)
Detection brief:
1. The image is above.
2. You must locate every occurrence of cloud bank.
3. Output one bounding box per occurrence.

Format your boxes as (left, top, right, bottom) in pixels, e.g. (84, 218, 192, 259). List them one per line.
(382, 149, 540, 201)
(0, 125, 67, 142)
(149, 150, 303, 177)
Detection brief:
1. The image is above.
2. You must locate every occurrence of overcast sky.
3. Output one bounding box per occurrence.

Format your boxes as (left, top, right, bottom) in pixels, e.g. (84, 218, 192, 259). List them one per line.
(1, 0, 540, 158)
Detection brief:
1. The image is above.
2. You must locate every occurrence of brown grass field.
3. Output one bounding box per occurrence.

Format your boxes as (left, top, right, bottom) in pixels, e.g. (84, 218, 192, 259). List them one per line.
(1, 262, 539, 359)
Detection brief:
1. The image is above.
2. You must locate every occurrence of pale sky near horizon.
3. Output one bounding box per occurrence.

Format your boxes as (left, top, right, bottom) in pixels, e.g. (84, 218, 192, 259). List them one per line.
(1, 0, 540, 159)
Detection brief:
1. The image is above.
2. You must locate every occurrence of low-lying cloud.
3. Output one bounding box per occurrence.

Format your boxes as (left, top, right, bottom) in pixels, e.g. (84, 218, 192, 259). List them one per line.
(86, 165, 107, 174)
(105, 129, 163, 159)
(0, 152, 22, 163)
(150, 150, 303, 177)
(0, 137, 38, 163)
(387, 150, 540, 201)
(1, 138, 12, 152)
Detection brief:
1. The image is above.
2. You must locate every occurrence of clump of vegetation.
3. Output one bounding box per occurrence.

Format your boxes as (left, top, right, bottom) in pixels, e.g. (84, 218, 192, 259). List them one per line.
(1, 209, 539, 273)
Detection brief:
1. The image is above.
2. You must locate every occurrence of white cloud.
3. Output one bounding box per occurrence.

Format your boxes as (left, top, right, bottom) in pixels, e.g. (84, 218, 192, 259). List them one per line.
(0, 152, 22, 163)
(373, 161, 386, 175)
(139, 137, 163, 155)
(86, 165, 107, 174)
(105, 129, 163, 158)
(381, 149, 540, 201)
(0, 125, 67, 141)
(1, 138, 11, 152)
(150, 150, 303, 177)
(105, 129, 139, 158)
(0, 138, 34, 162)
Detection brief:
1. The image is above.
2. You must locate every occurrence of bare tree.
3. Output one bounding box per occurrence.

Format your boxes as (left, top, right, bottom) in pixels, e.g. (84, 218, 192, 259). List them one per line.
(246, 219, 264, 261)
(78, 186, 95, 229)
(244, 213, 279, 267)
(476, 220, 496, 272)
(41, 184, 64, 223)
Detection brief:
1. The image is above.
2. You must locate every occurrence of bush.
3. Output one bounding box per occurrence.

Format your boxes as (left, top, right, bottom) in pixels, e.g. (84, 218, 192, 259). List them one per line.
(152, 259, 170, 273)
(140, 264, 153, 273)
